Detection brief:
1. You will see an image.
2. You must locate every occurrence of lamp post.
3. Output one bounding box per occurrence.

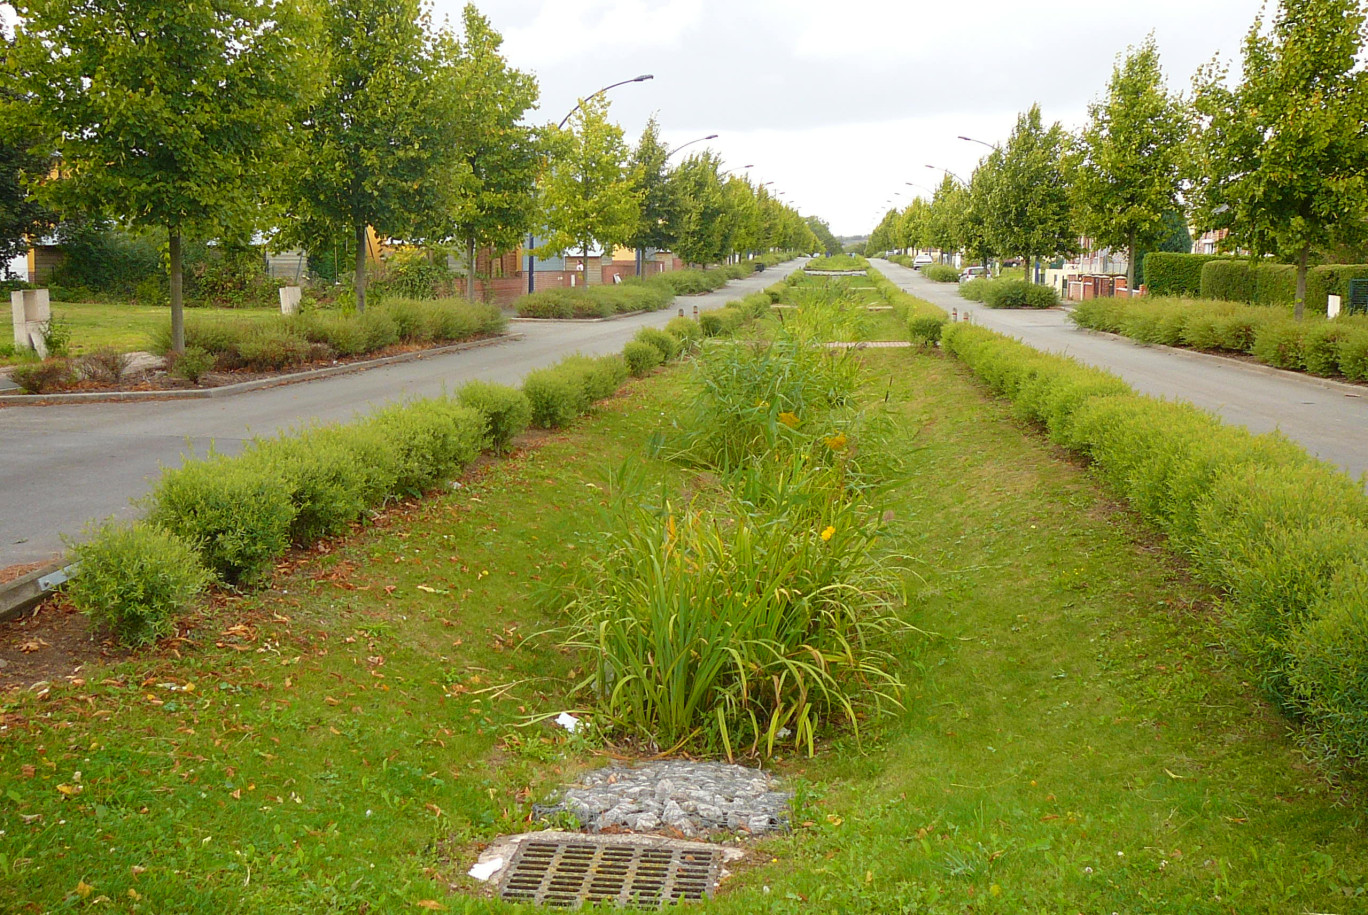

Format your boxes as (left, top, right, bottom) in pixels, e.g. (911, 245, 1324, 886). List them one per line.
(719, 163, 754, 178)
(926, 164, 966, 184)
(527, 74, 655, 293)
(957, 135, 998, 150)
(666, 134, 718, 159)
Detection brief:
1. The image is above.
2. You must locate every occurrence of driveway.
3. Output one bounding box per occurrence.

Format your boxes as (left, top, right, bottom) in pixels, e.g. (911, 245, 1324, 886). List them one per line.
(0, 266, 789, 569)
(873, 258, 1368, 484)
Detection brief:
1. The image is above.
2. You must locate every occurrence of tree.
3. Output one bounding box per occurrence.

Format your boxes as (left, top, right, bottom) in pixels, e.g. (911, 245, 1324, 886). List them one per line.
(281, 0, 470, 313)
(927, 175, 968, 261)
(989, 105, 1076, 282)
(669, 152, 728, 266)
(627, 117, 677, 273)
(899, 198, 931, 255)
(538, 95, 640, 287)
(4, 0, 304, 350)
(1072, 35, 1189, 290)
(446, 5, 539, 301)
(806, 216, 841, 255)
(1191, 0, 1368, 319)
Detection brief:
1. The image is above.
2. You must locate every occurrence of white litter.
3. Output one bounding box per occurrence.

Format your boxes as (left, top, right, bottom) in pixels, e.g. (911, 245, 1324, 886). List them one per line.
(555, 712, 580, 733)
(468, 857, 503, 881)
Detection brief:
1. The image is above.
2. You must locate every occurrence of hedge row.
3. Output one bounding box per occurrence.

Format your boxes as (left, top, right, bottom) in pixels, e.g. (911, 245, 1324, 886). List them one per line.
(513, 256, 789, 318)
(1072, 296, 1368, 381)
(1143, 253, 1227, 297)
(941, 321, 1368, 765)
(1198, 259, 1368, 315)
(154, 297, 505, 369)
(64, 290, 776, 645)
(960, 277, 1058, 308)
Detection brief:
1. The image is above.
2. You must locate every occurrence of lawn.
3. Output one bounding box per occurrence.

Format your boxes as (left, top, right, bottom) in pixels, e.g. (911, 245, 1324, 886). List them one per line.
(2, 280, 1365, 912)
(3, 302, 282, 365)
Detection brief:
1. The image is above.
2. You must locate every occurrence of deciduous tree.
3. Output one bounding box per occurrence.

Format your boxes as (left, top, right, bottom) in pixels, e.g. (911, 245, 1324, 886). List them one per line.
(1191, 0, 1368, 319)
(989, 105, 1076, 282)
(1073, 35, 1189, 290)
(538, 95, 640, 286)
(4, 0, 305, 349)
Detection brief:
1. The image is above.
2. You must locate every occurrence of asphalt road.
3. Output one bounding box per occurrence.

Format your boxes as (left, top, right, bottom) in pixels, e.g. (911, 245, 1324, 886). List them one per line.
(873, 258, 1368, 485)
(0, 265, 791, 569)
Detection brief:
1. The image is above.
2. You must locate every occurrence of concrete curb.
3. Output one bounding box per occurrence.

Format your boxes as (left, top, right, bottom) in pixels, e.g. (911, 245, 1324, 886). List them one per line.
(509, 310, 651, 324)
(1076, 327, 1368, 397)
(0, 333, 523, 407)
(0, 560, 70, 623)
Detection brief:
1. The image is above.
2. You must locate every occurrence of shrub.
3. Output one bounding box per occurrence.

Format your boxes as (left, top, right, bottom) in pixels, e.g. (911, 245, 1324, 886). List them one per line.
(922, 264, 959, 283)
(1340, 326, 1368, 382)
(147, 455, 297, 586)
(634, 326, 681, 361)
(239, 430, 373, 544)
(959, 277, 991, 302)
(981, 279, 1058, 309)
(698, 307, 745, 336)
(168, 346, 216, 384)
(65, 521, 209, 646)
(665, 316, 703, 351)
(368, 399, 485, 495)
(1144, 253, 1225, 296)
(457, 380, 531, 453)
(655, 269, 729, 296)
(358, 310, 401, 351)
(622, 340, 663, 377)
(523, 366, 585, 428)
(1250, 319, 1307, 370)
(908, 314, 945, 346)
(1252, 263, 1298, 307)
(1302, 322, 1351, 376)
(514, 288, 609, 319)
(78, 347, 134, 383)
(11, 358, 74, 394)
(1306, 264, 1368, 315)
(236, 324, 312, 370)
(300, 312, 368, 356)
(1286, 563, 1368, 760)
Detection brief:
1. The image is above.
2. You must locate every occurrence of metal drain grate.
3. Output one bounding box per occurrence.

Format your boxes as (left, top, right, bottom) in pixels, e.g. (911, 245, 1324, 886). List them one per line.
(497, 835, 722, 909)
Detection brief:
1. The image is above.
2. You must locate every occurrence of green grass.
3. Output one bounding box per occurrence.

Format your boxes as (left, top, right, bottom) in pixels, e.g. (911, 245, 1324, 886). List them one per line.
(2, 302, 282, 365)
(3, 347, 1365, 911)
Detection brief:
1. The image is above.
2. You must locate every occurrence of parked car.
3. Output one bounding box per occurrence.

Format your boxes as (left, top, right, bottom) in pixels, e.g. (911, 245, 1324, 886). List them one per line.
(912, 254, 934, 269)
(959, 265, 990, 283)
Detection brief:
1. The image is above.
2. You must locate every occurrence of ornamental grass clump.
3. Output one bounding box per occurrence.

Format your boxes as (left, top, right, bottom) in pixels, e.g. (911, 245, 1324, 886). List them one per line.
(562, 493, 907, 760)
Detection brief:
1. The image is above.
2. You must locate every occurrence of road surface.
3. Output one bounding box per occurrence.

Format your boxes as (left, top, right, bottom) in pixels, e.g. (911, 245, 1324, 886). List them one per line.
(0, 266, 789, 569)
(874, 258, 1368, 484)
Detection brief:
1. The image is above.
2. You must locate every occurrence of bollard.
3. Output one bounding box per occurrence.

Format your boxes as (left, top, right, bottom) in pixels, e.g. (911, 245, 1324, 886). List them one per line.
(678, 308, 684, 318)
(951, 308, 957, 322)
(692, 305, 698, 319)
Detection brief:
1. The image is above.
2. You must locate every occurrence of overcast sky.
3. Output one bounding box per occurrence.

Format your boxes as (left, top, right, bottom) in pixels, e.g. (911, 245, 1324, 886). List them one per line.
(437, 0, 1264, 236)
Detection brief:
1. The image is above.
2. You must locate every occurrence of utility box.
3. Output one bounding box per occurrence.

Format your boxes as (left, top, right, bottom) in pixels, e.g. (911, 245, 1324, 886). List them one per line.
(10, 288, 50, 352)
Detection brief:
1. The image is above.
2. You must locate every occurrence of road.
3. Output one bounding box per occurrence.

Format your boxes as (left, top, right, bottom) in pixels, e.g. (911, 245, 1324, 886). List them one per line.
(0, 266, 789, 569)
(874, 258, 1368, 484)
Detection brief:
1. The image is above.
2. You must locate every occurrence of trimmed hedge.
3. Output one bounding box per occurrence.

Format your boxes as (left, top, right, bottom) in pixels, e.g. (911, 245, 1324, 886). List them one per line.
(1071, 295, 1368, 379)
(1144, 253, 1227, 297)
(1198, 260, 1368, 315)
(941, 321, 1368, 764)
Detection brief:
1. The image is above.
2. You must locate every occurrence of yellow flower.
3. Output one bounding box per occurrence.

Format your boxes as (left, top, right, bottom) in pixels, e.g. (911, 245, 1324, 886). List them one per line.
(778, 411, 800, 428)
(820, 526, 835, 541)
(824, 432, 847, 451)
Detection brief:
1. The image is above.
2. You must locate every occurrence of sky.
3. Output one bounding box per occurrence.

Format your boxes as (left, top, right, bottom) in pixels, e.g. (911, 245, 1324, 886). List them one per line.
(434, 0, 1265, 236)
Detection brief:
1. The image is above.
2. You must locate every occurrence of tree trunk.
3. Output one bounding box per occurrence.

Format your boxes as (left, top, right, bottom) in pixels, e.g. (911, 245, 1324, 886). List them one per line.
(636, 246, 644, 277)
(466, 237, 477, 301)
(1126, 233, 1137, 293)
(354, 223, 367, 314)
(583, 241, 590, 288)
(1295, 244, 1309, 321)
(168, 226, 184, 354)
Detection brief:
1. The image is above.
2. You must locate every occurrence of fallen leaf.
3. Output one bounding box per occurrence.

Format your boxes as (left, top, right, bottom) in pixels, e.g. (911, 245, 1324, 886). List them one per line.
(56, 783, 82, 797)
(19, 639, 49, 653)
(74, 880, 93, 899)
(415, 901, 445, 910)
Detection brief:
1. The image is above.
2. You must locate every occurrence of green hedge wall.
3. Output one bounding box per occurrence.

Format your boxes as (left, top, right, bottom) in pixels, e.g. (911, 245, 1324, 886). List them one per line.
(1144, 253, 1225, 297)
(941, 321, 1368, 765)
(1197, 259, 1368, 314)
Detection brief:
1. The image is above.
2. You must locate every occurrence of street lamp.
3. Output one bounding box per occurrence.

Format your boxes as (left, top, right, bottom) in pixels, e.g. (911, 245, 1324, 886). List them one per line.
(957, 135, 999, 150)
(666, 134, 718, 159)
(719, 163, 754, 177)
(926, 164, 966, 184)
(529, 74, 655, 293)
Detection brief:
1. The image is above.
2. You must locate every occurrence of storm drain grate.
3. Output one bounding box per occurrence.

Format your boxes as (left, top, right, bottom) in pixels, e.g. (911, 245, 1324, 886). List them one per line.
(497, 835, 722, 909)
